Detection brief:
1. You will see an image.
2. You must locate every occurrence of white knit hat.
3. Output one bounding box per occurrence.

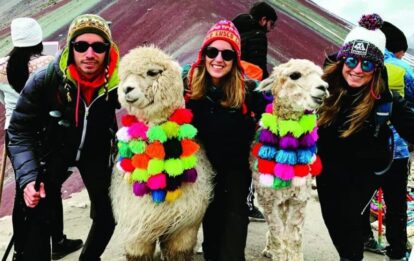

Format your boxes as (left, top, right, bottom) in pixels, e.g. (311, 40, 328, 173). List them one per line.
(337, 14, 386, 66)
(11, 17, 43, 47)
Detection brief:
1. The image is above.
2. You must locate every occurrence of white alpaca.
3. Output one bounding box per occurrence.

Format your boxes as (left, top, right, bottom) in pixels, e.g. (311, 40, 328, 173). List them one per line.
(110, 46, 213, 260)
(250, 59, 329, 261)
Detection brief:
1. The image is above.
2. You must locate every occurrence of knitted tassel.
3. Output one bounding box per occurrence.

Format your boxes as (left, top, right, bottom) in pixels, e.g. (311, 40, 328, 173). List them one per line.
(164, 158, 184, 176)
(183, 168, 198, 183)
(145, 141, 165, 159)
(178, 124, 198, 139)
(297, 149, 314, 164)
(147, 126, 167, 143)
(258, 145, 277, 160)
(169, 108, 193, 124)
(257, 158, 276, 174)
(118, 142, 132, 158)
(116, 127, 131, 142)
(147, 159, 164, 175)
(133, 182, 149, 196)
(260, 113, 278, 134)
(279, 134, 299, 149)
(310, 155, 323, 176)
(274, 163, 295, 180)
(292, 176, 307, 187)
(278, 120, 302, 137)
(299, 132, 316, 147)
(275, 150, 297, 165)
(147, 173, 167, 190)
(129, 140, 146, 154)
(181, 155, 197, 170)
(259, 129, 278, 144)
(166, 188, 182, 202)
(131, 168, 149, 182)
(299, 114, 317, 133)
(128, 122, 149, 140)
(161, 121, 180, 139)
(120, 158, 135, 172)
(152, 190, 166, 203)
(181, 139, 200, 157)
(121, 114, 138, 127)
(131, 153, 150, 169)
(259, 173, 274, 187)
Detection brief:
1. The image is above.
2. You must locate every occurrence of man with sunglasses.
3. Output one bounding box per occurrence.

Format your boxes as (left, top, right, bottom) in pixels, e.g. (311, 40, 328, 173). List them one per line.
(233, 1, 277, 79)
(7, 14, 120, 261)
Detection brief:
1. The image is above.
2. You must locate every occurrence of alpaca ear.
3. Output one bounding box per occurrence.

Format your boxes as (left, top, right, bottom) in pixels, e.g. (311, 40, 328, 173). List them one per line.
(256, 75, 276, 92)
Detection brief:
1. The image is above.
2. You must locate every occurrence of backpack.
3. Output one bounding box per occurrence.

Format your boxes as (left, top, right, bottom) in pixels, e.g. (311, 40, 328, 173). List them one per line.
(373, 100, 394, 175)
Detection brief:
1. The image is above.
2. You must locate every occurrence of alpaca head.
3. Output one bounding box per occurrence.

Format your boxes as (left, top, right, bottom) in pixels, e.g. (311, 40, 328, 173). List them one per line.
(257, 59, 329, 119)
(118, 45, 184, 124)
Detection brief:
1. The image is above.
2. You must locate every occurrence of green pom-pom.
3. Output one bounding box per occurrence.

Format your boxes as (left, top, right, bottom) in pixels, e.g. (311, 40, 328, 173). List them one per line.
(162, 121, 180, 139)
(181, 155, 197, 170)
(300, 114, 317, 133)
(129, 140, 146, 154)
(147, 159, 164, 175)
(279, 120, 303, 137)
(131, 168, 149, 182)
(118, 141, 132, 158)
(178, 124, 197, 139)
(261, 113, 278, 134)
(164, 158, 184, 176)
(147, 126, 167, 143)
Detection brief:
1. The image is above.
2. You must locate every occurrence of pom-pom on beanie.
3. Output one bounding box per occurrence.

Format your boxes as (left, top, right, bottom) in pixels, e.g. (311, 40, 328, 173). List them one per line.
(337, 14, 386, 66)
(11, 17, 42, 47)
(380, 21, 408, 53)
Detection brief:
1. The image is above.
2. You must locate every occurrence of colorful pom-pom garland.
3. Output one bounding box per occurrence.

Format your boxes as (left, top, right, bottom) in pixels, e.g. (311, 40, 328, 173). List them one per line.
(252, 107, 322, 190)
(116, 108, 199, 203)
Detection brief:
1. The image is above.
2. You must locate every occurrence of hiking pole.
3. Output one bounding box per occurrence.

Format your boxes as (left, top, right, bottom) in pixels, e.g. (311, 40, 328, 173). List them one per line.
(377, 188, 384, 247)
(0, 142, 7, 207)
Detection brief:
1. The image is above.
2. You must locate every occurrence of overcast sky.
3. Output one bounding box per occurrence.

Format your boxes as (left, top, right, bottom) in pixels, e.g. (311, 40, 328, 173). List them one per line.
(312, 0, 414, 37)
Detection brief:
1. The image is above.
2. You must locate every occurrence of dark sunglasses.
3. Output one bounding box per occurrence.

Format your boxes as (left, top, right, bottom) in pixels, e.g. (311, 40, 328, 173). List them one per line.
(72, 41, 109, 53)
(344, 56, 375, 72)
(204, 46, 236, 61)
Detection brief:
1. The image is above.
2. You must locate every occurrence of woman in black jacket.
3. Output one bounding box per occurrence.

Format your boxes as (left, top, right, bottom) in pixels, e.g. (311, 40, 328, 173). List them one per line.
(316, 14, 414, 261)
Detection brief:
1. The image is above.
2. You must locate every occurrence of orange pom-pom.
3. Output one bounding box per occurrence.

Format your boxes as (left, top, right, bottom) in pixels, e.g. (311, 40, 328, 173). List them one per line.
(122, 114, 138, 126)
(131, 153, 150, 169)
(257, 159, 275, 174)
(181, 139, 200, 156)
(251, 142, 262, 157)
(120, 158, 134, 172)
(169, 108, 193, 124)
(310, 155, 323, 176)
(145, 141, 165, 159)
(294, 164, 309, 177)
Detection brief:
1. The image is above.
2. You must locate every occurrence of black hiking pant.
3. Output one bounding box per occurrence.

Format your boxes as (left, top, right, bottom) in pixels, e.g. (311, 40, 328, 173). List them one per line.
(202, 166, 251, 261)
(362, 157, 409, 259)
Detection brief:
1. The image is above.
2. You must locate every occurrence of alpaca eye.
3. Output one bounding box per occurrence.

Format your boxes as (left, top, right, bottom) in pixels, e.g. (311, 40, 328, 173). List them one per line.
(147, 70, 163, 77)
(289, 72, 301, 80)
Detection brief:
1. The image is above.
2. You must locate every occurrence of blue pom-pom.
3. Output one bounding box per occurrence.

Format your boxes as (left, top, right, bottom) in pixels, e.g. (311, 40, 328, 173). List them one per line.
(151, 190, 166, 203)
(275, 150, 297, 165)
(297, 149, 313, 164)
(258, 145, 277, 160)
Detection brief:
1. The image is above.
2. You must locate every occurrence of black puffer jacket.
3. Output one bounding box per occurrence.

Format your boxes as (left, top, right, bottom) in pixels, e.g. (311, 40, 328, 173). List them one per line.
(7, 52, 119, 189)
(232, 14, 269, 78)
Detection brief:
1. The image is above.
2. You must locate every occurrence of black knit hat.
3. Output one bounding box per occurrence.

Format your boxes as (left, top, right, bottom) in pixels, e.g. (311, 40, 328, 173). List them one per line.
(250, 2, 277, 21)
(380, 21, 408, 53)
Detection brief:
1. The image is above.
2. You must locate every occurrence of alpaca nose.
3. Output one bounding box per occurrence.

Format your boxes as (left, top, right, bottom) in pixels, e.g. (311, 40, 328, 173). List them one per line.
(316, 85, 327, 92)
(124, 86, 134, 94)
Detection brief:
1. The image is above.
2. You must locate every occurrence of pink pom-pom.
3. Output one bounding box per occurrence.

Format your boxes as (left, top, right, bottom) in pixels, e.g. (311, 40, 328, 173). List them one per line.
(128, 122, 149, 139)
(358, 13, 383, 30)
(169, 108, 193, 124)
(122, 114, 138, 126)
(259, 173, 274, 187)
(147, 173, 167, 190)
(265, 103, 273, 113)
(116, 161, 124, 172)
(311, 127, 318, 141)
(274, 163, 294, 180)
(133, 182, 149, 196)
(116, 127, 131, 142)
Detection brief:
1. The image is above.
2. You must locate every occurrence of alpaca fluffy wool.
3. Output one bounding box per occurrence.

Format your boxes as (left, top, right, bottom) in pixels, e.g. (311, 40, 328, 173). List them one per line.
(117, 109, 200, 203)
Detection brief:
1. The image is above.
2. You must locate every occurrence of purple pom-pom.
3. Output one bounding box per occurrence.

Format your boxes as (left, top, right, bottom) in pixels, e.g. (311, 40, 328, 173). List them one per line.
(133, 182, 149, 197)
(183, 168, 198, 183)
(259, 129, 278, 144)
(279, 134, 299, 149)
(299, 133, 316, 147)
(358, 13, 383, 30)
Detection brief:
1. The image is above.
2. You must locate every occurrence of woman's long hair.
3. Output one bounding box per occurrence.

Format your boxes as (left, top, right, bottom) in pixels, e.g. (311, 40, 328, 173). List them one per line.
(6, 42, 43, 93)
(317, 60, 385, 137)
(188, 60, 244, 108)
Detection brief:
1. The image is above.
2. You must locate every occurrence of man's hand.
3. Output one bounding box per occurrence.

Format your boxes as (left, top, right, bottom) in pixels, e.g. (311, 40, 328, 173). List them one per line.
(23, 181, 46, 208)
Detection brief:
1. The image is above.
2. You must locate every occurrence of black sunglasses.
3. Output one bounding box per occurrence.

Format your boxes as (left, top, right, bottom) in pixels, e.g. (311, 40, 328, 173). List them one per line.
(71, 41, 109, 54)
(344, 56, 375, 72)
(204, 46, 236, 61)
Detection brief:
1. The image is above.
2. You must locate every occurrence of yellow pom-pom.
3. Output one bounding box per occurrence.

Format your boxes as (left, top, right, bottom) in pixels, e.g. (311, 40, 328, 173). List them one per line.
(181, 155, 197, 170)
(166, 188, 182, 202)
(131, 168, 149, 182)
(123, 172, 132, 184)
(161, 121, 180, 139)
(147, 159, 164, 175)
(164, 158, 184, 176)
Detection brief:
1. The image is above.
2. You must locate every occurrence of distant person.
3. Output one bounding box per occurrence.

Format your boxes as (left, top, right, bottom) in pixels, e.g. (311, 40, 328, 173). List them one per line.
(0, 17, 83, 260)
(362, 21, 414, 261)
(233, 1, 277, 222)
(7, 14, 120, 260)
(316, 13, 414, 261)
(233, 1, 277, 79)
